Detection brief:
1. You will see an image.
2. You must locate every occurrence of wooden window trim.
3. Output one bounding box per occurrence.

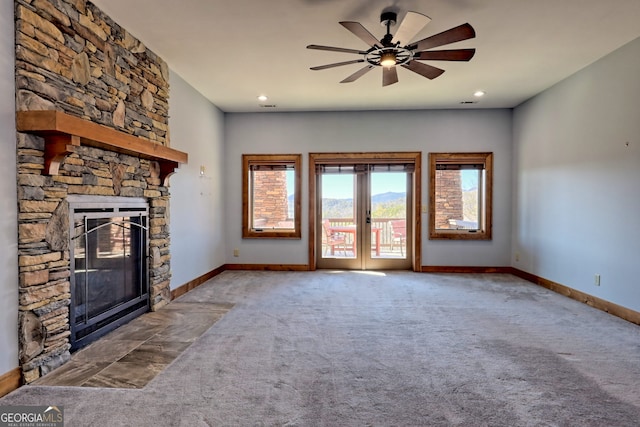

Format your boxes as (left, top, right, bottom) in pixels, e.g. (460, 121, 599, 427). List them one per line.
(242, 154, 302, 239)
(429, 152, 493, 240)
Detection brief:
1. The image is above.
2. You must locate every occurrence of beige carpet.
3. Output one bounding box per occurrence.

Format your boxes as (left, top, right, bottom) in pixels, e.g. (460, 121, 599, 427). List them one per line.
(2, 270, 640, 426)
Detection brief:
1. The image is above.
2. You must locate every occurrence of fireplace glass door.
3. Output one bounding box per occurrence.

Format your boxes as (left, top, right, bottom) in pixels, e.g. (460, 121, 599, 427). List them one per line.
(70, 199, 149, 350)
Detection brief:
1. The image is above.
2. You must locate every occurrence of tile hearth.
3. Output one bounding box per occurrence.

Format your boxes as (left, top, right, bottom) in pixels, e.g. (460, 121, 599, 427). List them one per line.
(33, 301, 233, 389)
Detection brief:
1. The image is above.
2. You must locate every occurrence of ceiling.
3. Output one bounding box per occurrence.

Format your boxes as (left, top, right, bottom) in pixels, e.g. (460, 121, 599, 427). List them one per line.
(91, 0, 640, 113)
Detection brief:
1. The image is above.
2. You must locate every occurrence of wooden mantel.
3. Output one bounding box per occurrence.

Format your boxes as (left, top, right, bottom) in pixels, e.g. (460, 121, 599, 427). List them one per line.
(16, 110, 188, 185)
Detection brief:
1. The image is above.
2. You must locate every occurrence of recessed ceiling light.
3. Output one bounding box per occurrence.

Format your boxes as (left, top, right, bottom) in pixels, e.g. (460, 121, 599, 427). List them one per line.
(257, 95, 268, 102)
(473, 90, 486, 97)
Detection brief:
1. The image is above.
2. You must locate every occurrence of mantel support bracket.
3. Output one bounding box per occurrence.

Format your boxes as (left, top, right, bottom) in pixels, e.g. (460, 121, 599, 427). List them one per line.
(44, 134, 80, 175)
(159, 161, 179, 187)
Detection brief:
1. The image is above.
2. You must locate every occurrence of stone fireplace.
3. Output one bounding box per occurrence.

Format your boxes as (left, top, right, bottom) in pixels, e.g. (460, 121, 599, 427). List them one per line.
(14, 0, 187, 383)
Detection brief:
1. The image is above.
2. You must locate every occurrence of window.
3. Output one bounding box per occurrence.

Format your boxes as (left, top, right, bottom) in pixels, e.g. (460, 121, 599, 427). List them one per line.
(429, 152, 492, 240)
(242, 154, 301, 239)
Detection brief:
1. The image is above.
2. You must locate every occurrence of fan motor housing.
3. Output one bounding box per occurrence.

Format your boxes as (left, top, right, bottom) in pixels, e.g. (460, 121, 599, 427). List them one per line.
(380, 11, 397, 27)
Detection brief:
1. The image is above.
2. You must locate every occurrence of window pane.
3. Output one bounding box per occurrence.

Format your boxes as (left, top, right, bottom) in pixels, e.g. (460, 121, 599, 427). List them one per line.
(251, 169, 294, 229)
(435, 169, 482, 230)
(371, 172, 407, 259)
(321, 173, 356, 259)
(321, 174, 355, 219)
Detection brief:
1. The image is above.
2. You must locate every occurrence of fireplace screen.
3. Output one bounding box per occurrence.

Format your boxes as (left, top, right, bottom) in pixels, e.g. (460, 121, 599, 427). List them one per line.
(69, 197, 149, 350)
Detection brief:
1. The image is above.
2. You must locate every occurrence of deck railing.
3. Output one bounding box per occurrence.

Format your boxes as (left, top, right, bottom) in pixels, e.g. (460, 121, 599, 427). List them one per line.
(324, 217, 404, 249)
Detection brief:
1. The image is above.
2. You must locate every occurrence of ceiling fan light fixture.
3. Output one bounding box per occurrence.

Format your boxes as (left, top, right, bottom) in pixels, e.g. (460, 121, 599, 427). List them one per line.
(380, 52, 397, 67)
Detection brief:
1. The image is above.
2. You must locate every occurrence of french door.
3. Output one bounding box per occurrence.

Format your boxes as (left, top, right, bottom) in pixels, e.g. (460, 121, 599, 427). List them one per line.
(314, 158, 415, 270)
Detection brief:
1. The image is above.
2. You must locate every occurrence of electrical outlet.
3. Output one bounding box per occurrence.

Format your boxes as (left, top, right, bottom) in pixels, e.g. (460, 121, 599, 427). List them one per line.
(594, 274, 600, 286)
(515, 252, 520, 262)
(233, 248, 239, 257)
(422, 205, 428, 214)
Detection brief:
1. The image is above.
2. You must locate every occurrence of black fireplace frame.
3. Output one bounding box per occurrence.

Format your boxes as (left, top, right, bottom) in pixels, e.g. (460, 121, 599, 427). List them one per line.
(68, 195, 150, 351)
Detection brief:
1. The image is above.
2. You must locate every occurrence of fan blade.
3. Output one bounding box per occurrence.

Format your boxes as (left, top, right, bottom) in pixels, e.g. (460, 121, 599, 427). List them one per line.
(391, 11, 431, 46)
(414, 49, 475, 61)
(382, 66, 399, 87)
(411, 23, 475, 51)
(340, 21, 381, 47)
(402, 61, 445, 80)
(340, 65, 374, 83)
(307, 44, 368, 55)
(311, 59, 365, 71)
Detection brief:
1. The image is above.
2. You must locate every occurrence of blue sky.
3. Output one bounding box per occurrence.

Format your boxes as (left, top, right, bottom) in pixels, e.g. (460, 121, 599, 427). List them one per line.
(322, 173, 406, 199)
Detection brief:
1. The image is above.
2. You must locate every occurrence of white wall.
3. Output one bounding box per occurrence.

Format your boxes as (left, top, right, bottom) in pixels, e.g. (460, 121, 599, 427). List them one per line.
(224, 109, 512, 267)
(0, 0, 18, 375)
(513, 37, 640, 311)
(168, 71, 226, 288)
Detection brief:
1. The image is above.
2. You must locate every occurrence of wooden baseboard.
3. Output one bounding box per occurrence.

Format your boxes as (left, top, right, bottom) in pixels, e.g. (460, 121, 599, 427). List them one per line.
(225, 264, 310, 271)
(171, 265, 226, 300)
(0, 367, 21, 398)
(509, 267, 640, 326)
(422, 266, 512, 274)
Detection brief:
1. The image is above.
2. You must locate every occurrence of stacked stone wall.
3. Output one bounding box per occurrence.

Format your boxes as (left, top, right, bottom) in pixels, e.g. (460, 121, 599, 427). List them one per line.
(434, 170, 464, 229)
(252, 171, 289, 227)
(14, 0, 173, 383)
(15, 0, 169, 143)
